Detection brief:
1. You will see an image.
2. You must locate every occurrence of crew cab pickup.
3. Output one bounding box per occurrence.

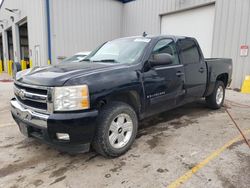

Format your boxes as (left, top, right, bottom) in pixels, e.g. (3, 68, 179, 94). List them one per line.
(11, 35, 232, 157)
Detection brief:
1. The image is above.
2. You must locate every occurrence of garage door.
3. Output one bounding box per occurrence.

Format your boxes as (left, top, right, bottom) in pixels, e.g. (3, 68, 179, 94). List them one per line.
(161, 4, 215, 57)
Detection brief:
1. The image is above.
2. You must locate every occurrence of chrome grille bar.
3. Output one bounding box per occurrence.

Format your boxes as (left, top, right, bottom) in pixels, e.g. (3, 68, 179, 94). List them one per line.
(14, 81, 54, 114)
(15, 98, 48, 114)
(14, 81, 50, 90)
(14, 85, 47, 103)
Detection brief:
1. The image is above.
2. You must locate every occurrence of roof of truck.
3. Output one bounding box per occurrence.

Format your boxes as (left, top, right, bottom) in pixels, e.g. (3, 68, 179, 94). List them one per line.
(121, 35, 192, 42)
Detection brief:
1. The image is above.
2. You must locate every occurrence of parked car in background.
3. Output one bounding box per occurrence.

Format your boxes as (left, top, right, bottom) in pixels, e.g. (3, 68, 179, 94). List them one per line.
(61, 51, 91, 63)
(11, 35, 232, 158)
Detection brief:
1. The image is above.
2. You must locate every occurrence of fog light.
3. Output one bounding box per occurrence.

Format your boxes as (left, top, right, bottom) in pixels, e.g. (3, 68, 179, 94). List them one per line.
(56, 133, 70, 141)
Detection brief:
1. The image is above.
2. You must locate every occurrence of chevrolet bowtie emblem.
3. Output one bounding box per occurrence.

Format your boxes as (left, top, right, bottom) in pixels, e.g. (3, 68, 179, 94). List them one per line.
(18, 89, 26, 100)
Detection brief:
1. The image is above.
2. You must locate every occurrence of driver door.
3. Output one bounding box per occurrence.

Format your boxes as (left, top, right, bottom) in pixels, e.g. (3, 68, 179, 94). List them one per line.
(143, 39, 185, 117)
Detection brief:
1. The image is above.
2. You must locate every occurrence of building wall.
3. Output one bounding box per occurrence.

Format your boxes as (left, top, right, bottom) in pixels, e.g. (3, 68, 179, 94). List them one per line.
(50, 0, 123, 63)
(0, 0, 48, 68)
(0, 0, 123, 66)
(122, 0, 214, 36)
(212, 0, 250, 89)
(122, 0, 250, 88)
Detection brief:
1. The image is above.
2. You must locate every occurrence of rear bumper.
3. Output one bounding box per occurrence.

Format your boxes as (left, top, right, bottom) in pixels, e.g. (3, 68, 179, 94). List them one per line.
(11, 98, 98, 153)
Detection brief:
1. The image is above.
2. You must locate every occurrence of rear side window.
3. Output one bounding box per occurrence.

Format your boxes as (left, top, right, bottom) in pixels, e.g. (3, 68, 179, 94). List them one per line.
(178, 39, 200, 65)
(152, 39, 180, 65)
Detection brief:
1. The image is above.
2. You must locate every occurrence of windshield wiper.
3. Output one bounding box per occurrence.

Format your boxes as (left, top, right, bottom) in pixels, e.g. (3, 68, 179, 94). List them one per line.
(93, 59, 119, 63)
(80, 59, 91, 62)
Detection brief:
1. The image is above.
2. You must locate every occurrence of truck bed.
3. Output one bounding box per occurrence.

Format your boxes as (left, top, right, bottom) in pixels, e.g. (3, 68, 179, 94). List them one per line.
(204, 58, 233, 96)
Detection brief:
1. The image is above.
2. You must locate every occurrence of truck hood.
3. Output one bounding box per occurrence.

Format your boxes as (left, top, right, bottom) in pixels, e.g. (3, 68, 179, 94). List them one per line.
(16, 62, 128, 86)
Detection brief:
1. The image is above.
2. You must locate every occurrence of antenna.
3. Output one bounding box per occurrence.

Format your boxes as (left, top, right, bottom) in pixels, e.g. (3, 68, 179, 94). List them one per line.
(142, 32, 147, 37)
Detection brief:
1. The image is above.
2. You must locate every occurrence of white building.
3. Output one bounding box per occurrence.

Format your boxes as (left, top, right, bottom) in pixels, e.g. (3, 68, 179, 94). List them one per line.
(0, 0, 249, 89)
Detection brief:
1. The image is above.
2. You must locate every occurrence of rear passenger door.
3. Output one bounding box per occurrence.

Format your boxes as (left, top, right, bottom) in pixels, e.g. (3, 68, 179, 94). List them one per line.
(177, 38, 207, 98)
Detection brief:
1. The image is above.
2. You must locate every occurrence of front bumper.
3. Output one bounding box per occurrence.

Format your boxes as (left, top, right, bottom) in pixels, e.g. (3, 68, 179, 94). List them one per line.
(11, 98, 98, 153)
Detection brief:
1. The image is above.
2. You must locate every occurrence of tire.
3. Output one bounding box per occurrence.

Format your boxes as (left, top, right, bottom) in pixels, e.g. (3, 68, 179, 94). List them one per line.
(206, 81, 225, 109)
(92, 102, 138, 158)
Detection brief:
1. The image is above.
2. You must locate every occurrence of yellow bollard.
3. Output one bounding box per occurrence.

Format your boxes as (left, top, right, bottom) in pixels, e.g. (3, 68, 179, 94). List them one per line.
(7, 60, 9, 75)
(10, 60, 13, 76)
(48, 60, 51, 65)
(21, 60, 27, 70)
(7, 60, 13, 76)
(0, 60, 2, 73)
(241, 75, 250, 94)
(7, 60, 11, 75)
(29, 59, 33, 68)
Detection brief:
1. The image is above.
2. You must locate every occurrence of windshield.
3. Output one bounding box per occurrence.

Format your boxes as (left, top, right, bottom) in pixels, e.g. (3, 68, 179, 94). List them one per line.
(62, 55, 87, 63)
(85, 38, 150, 64)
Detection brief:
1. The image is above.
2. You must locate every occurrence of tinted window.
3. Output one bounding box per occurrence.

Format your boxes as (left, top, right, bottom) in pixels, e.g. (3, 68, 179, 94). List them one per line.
(178, 39, 200, 64)
(152, 39, 179, 65)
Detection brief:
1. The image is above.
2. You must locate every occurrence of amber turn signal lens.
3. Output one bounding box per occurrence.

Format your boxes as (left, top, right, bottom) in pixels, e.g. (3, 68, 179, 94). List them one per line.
(81, 98, 89, 109)
(81, 86, 89, 97)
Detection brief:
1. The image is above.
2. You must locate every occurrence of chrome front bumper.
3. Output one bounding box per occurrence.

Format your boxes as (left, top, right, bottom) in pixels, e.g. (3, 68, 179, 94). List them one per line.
(11, 99, 49, 128)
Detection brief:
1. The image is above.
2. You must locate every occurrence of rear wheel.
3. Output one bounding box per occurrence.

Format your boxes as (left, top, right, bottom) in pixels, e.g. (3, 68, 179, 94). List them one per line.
(206, 81, 225, 109)
(92, 102, 138, 158)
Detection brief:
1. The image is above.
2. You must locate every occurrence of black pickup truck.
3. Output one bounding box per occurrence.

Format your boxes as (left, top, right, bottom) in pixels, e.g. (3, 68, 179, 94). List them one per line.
(11, 35, 232, 157)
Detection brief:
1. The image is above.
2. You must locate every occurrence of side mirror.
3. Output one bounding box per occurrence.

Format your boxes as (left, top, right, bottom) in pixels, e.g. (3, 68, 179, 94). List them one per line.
(150, 53, 173, 66)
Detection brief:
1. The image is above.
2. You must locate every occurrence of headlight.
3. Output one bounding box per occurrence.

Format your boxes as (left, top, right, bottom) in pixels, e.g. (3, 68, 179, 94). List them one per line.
(54, 85, 90, 111)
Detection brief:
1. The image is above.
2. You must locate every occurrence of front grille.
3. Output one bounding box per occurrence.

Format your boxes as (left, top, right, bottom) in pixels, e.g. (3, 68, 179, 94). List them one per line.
(14, 82, 51, 113)
(14, 83, 47, 95)
(16, 96, 47, 110)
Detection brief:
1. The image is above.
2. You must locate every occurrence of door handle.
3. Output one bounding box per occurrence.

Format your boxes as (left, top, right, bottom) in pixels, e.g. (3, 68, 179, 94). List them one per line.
(176, 71, 184, 77)
(199, 67, 204, 73)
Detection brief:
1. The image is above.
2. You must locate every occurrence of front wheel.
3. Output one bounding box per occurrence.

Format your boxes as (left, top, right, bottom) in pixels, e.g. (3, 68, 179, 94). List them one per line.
(92, 102, 138, 158)
(206, 81, 225, 109)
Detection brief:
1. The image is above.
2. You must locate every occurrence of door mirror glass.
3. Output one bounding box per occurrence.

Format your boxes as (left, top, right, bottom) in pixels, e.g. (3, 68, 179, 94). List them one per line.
(150, 53, 173, 66)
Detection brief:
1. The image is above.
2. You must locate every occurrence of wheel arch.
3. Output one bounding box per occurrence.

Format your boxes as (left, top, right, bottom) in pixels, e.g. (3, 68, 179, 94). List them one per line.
(96, 90, 142, 116)
(216, 73, 229, 87)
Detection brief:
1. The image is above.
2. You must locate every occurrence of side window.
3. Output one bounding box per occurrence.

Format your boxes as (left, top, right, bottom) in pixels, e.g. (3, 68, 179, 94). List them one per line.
(178, 39, 200, 65)
(152, 39, 179, 65)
